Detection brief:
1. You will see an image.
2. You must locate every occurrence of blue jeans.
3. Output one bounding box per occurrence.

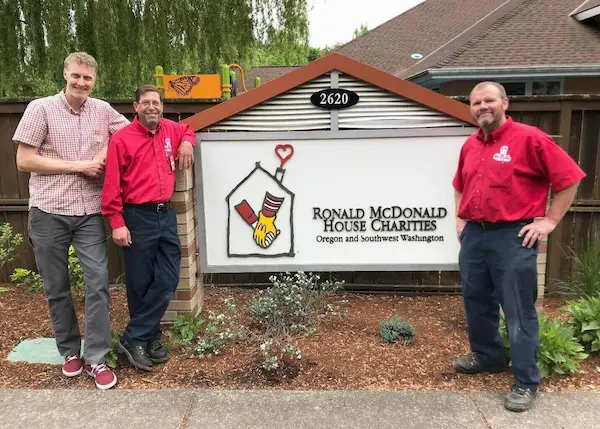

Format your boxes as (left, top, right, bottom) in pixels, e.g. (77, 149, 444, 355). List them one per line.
(122, 205, 181, 346)
(459, 221, 540, 389)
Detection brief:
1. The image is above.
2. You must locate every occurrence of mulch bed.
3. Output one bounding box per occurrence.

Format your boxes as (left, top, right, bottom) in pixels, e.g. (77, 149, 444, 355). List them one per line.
(0, 284, 598, 391)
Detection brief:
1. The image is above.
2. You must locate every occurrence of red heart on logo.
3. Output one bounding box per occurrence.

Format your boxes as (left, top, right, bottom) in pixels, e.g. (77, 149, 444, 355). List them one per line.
(275, 144, 294, 168)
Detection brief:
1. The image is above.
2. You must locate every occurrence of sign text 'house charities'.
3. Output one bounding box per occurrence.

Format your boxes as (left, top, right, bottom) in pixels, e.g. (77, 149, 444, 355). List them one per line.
(313, 206, 449, 244)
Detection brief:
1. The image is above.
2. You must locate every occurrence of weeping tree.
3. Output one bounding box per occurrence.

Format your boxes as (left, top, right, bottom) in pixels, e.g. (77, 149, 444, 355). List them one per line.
(0, 0, 309, 98)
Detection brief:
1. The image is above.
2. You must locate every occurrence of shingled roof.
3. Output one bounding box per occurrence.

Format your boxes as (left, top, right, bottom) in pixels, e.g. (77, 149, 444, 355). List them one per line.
(233, 66, 300, 94)
(334, 0, 600, 80)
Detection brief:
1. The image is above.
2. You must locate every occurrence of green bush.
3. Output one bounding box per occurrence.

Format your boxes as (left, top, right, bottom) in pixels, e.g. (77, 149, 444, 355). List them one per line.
(104, 332, 122, 369)
(380, 315, 415, 345)
(10, 245, 85, 294)
(68, 246, 85, 292)
(195, 298, 246, 358)
(10, 268, 44, 294)
(165, 314, 206, 346)
(562, 294, 600, 353)
(552, 239, 600, 298)
(247, 272, 346, 371)
(499, 314, 588, 378)
(0, 222, 23, 273)
(248, 272, 346, 338)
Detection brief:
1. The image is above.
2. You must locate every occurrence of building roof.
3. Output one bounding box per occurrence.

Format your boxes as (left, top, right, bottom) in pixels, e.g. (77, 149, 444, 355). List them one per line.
(233, 66, 300, 94)
(333, 0, 600, 80)
(572, 0, 600, 15)
(182, 53, 475, 132)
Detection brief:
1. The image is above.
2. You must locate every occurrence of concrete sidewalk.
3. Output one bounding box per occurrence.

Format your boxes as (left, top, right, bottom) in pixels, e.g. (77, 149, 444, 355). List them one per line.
(0, 389, 598, 429)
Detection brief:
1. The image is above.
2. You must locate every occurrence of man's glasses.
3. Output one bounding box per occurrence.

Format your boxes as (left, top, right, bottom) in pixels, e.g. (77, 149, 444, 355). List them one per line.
(138, 100, 162, 107)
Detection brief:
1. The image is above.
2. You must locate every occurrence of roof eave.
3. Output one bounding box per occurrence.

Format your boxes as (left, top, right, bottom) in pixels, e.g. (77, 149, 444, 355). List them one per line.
(407, 65, 600, 86)
(571, 4, 600, 21)
(181, 53, 477, 131)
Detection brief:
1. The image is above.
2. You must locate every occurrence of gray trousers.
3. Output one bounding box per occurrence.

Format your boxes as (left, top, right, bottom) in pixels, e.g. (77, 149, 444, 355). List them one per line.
(28, 207, 111, 364)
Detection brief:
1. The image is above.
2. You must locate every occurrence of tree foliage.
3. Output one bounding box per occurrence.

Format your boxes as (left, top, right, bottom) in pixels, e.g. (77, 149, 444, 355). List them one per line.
(0, 0, 309, 98)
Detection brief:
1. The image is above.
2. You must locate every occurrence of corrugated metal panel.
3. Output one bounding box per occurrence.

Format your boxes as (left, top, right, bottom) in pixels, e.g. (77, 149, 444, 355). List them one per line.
(209, 74, 331, 132)
(207, 72, 468, 132)
(337, 74, 467, 129)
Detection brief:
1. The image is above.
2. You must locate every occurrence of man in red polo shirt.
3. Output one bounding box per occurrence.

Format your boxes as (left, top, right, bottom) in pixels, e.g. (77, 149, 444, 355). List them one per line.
(452, 81, 585, 412)
(101, 84, 195, 371)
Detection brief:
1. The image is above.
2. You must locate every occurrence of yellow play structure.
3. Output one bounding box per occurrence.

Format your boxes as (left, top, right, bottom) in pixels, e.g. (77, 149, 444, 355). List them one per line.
(153, 64, 258, 100)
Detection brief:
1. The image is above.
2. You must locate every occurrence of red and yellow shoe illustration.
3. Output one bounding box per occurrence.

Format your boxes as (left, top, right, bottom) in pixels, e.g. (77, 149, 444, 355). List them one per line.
(235, 192, 284, 249)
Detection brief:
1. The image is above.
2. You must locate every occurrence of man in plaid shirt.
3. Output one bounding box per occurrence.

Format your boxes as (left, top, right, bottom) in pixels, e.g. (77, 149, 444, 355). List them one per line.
(13, 52, 129, 390)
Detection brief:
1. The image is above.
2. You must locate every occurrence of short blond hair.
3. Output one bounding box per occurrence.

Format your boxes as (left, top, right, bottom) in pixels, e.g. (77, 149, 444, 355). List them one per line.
(64, 52, 98, 72)
(469, 81, 507, 101)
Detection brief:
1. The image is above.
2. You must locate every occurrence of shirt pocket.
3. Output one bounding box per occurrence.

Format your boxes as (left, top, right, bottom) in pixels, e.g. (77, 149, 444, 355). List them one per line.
(488, 162, 514, 189)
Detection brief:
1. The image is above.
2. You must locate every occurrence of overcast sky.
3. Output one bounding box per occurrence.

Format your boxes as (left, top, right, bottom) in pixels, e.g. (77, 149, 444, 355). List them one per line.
(308, 0, 425, 48)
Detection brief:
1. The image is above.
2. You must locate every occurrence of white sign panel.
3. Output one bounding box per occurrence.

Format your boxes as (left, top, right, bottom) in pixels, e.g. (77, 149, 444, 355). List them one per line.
(196, 132, 468, 272)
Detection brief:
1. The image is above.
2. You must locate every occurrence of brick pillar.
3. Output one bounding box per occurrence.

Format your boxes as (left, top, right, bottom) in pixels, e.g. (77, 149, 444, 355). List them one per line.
(163, 167, 203, 321)
(534, 217, 548, 313)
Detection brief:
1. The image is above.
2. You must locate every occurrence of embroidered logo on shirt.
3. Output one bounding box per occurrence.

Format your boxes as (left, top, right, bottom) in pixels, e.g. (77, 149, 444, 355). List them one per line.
(493, 145, 512, 163)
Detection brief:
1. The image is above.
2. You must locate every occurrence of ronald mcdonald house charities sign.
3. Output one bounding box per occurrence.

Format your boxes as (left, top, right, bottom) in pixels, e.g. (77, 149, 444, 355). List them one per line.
(196, 132, 467, 273)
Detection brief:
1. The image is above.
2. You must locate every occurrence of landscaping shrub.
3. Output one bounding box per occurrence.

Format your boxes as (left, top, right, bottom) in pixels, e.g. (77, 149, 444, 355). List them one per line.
(165, 298, 246, 359)
(10, 268, 44, 293)
(380, 315, 415, 345)
(104, 332, 122, 369)
(248, 272, 346, 370)
(552, 238, 600, 298)
(499, 314, 588, 378)
(165, 313, 206, 346)
(68, 246, 85, 292)
(563, 294, 600, 353)
(248, 272, 346, 338)
(0, 222, 23, 273)
(11, 245, 84, 294)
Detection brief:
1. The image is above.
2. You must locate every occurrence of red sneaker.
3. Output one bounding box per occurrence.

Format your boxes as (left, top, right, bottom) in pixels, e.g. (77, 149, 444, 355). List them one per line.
(85, 363, 117, 390)
(62, 354, 83, 377)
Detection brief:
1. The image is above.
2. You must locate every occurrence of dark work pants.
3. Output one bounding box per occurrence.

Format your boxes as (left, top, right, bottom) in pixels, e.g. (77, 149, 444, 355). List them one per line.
(122, 205, 181, 346)
(459, 221, 540, 389)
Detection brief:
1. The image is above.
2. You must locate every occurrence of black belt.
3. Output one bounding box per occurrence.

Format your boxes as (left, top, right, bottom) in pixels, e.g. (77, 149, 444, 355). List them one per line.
(476, 219, 533, 230)
(127, 202, 170, 212)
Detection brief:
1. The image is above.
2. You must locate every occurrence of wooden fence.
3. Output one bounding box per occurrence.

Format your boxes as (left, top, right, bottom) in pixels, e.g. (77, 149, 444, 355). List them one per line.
(0, 99, 210, 284)
(1, 96, 599, 293)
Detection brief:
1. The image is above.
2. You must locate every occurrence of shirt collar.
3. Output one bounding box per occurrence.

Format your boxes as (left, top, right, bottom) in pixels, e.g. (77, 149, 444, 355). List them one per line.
(476, 116, 513, 144)
(59, 89, 89, 115)
(133, 116, 162, 136)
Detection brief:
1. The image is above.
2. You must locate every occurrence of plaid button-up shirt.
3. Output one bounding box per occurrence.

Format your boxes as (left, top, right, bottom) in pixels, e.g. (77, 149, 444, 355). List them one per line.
(13, 91, 130, 215)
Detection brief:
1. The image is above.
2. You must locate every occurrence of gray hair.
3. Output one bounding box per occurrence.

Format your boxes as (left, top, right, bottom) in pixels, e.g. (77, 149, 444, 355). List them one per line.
(469, 81, 507, 101)
(64, 52, 98, 72)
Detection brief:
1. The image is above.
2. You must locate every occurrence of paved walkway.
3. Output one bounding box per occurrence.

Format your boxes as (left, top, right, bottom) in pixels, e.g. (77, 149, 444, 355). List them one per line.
(0, 389, 598, 429)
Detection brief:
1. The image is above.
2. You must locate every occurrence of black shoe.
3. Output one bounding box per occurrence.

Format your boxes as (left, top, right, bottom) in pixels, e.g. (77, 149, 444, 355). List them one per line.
(117, 339, 153, 371)
(453, 354, 505, 374)
(504, 384, 537, 412)
(147, 339, 169, 364)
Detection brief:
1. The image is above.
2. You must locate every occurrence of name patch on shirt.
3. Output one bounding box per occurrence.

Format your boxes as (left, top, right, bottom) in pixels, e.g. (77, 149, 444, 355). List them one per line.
(164, 137, 175, 171)
(493, 145, 512, 163)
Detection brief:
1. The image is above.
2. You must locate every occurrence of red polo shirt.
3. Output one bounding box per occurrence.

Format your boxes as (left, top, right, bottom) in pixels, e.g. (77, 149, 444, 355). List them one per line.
(452, 116, 585, 223)
(101, 117, 195, 229)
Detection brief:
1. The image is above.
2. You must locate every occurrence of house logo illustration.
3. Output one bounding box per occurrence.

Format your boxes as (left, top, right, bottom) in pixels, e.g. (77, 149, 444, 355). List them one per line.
(225, 145, 295, 258)
(492, 145, 512, 163)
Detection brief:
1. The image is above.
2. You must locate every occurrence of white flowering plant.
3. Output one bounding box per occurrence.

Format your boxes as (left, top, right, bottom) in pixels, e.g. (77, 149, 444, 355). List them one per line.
(248, 271, 347, 371)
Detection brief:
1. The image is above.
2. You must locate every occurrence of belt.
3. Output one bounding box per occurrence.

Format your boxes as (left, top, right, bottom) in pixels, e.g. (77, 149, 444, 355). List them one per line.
(477, 219, 533, 230)
(127, 202, 170, 212)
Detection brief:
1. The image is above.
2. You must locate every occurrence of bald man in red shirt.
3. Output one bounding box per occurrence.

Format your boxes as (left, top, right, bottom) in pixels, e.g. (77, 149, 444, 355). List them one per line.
(452, 82, 585, 412)
(101, 84, 195, 372)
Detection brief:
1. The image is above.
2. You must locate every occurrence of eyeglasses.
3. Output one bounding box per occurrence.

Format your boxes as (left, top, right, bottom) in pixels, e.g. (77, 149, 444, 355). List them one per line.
(138, 100, 162, 107)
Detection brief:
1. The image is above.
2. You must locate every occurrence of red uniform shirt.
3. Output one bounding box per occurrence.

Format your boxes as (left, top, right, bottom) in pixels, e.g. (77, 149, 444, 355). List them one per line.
(101, 117, 195, 229)
(452, 116, 586, 223)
